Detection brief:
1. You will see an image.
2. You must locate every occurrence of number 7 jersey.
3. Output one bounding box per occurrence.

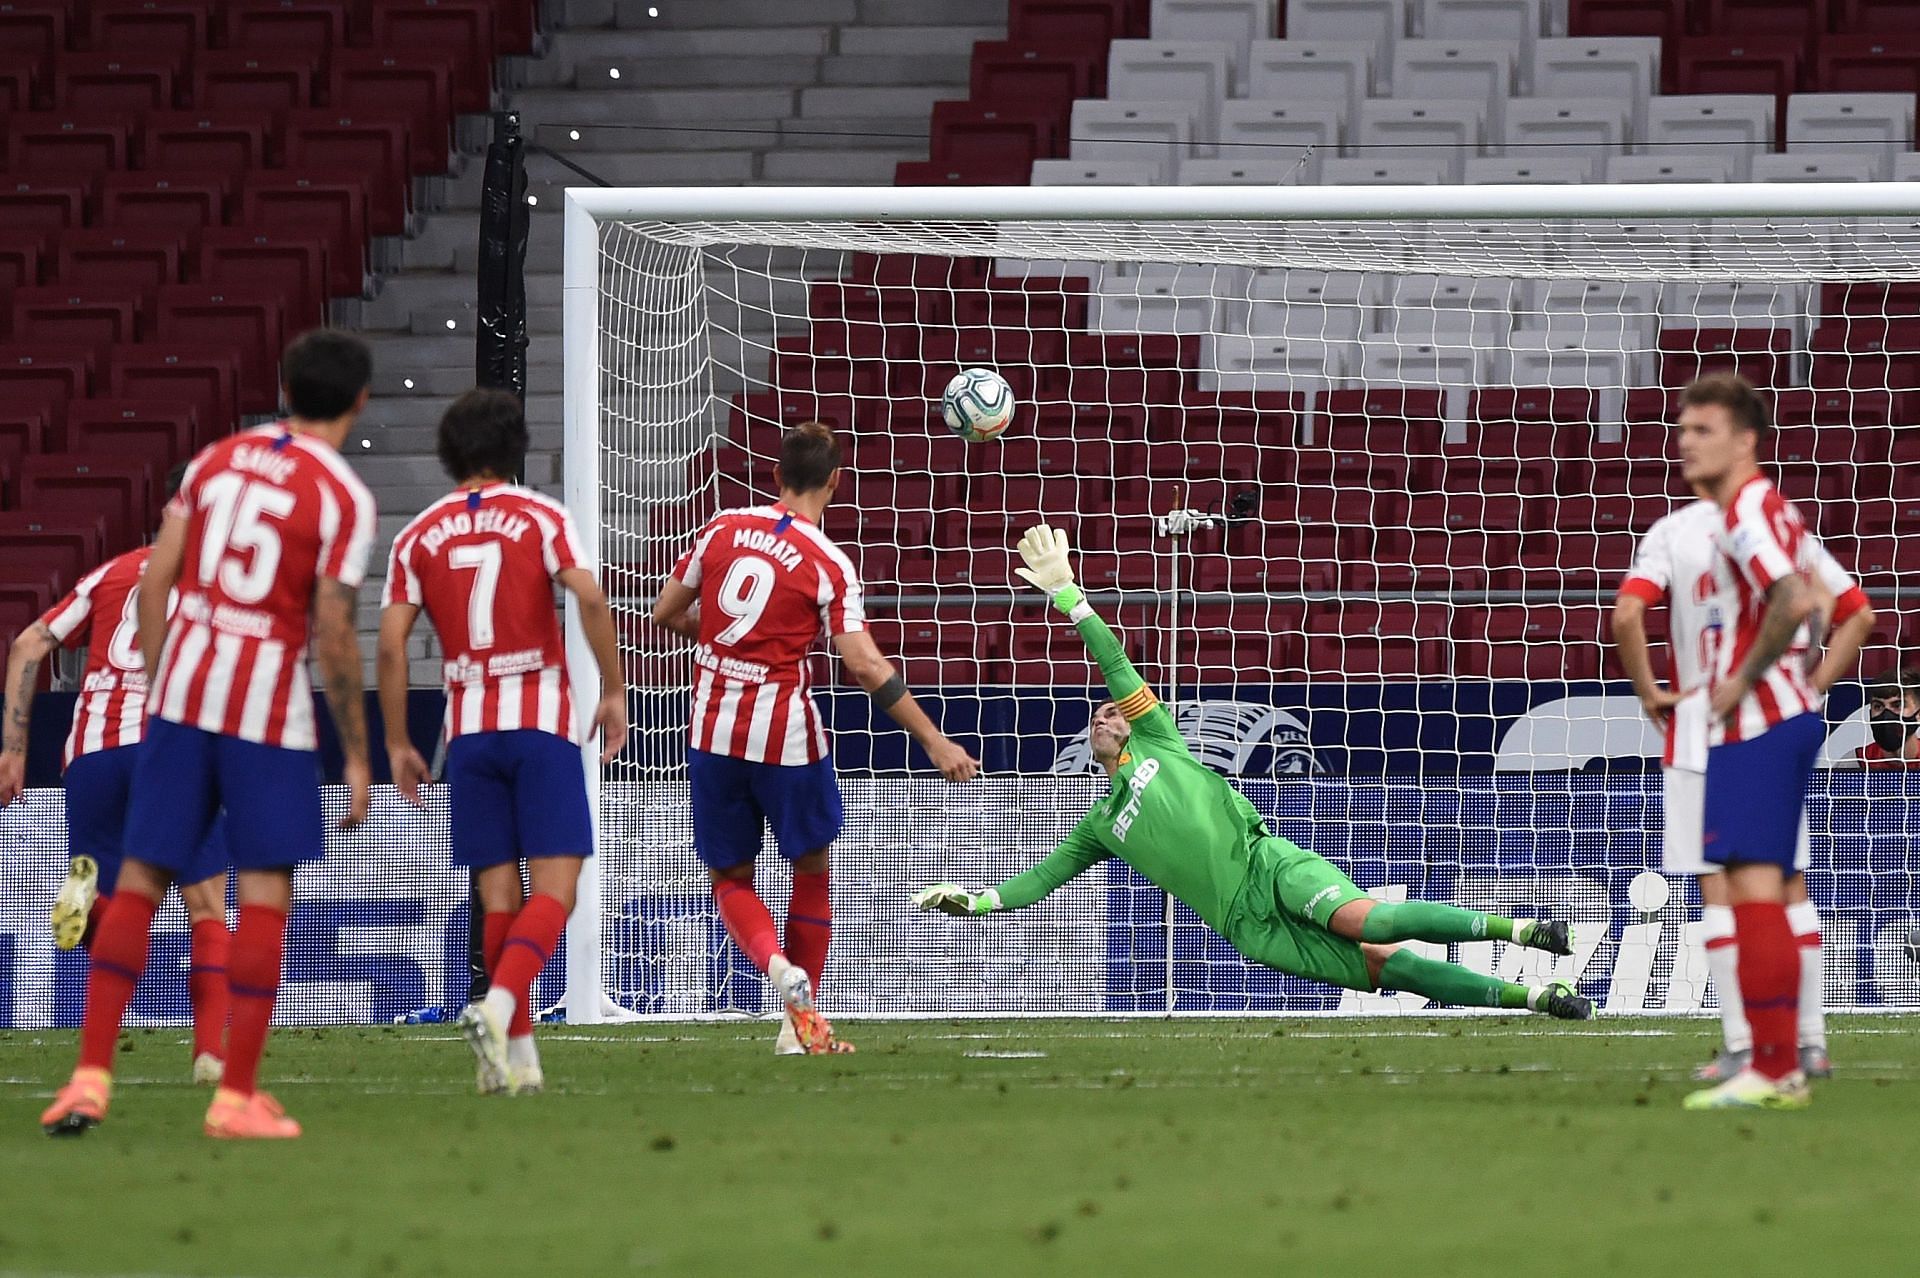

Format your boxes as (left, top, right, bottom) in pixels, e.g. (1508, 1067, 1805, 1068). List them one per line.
(387, 483, 588, 742)
(156, 425, 376, 750)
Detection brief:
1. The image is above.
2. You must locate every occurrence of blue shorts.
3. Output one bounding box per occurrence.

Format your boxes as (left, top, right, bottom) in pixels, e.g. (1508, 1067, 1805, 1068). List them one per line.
(445, 729, 593, 869)
(1703, 711, 1825, 870)
(125, 717, 324, 874)
(66, 745, 227, 893)
(688, 747, 843, 871)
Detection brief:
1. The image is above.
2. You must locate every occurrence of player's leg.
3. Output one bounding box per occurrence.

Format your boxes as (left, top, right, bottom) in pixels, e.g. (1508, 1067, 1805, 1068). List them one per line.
(446, 733, 529, 1094)
(1786, 866, 1830, 1078)
(53, 747, 138, 951)
(200, 733, 325, 1139)
(42, 727, 214, 1135)
(1663, 763, 1750, 1079)
(692, 750, 795, 988)
(179, 869, 231, 1086)
(758, 754, 850, 1054)
(1686, 714, 1822, 1111)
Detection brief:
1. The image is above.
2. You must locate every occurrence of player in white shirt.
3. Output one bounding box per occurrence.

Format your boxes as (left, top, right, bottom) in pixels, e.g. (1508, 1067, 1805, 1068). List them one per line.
(1614, 499, 1873, 1081)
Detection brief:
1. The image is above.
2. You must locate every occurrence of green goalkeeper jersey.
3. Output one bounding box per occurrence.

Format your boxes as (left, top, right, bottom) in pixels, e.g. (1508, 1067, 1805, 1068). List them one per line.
(991, 608, 1271, 933)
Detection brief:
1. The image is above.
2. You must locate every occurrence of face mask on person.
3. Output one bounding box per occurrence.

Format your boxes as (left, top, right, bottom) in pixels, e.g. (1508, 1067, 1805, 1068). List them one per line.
(1869, 706, 1920, 754)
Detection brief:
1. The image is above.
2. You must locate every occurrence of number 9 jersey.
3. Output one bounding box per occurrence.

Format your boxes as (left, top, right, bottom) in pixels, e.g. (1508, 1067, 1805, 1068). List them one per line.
(670, 502, 864, 766)
(156, 425, 376, 750)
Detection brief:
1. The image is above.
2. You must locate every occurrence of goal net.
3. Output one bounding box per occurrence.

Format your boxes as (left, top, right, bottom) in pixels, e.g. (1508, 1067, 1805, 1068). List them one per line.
(563, 183, 1920, 1022)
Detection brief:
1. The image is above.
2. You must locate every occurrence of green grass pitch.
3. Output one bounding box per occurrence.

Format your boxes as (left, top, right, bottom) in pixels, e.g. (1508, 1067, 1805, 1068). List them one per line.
(2, 1017, 1915, 1277)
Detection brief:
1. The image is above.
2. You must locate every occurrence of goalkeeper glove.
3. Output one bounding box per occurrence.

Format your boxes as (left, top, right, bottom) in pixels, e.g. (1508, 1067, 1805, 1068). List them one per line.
(1013, 524, 1089, 619)
(912, 882, 1001, 917)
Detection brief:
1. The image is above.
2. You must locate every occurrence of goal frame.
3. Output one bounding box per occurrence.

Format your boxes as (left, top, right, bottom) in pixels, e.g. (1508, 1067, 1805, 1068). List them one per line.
(560, 182, 1920, 1024)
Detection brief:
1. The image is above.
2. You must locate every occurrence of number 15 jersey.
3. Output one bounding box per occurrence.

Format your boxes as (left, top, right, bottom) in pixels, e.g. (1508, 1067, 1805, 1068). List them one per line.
(387, 483, 587, 743)
(155, 425, 376, 751)
(670, 503, 865, 766)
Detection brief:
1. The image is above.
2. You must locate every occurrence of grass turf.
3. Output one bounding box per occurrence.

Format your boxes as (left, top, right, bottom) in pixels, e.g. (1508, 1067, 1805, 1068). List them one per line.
(1, 1017, 1915, 1277)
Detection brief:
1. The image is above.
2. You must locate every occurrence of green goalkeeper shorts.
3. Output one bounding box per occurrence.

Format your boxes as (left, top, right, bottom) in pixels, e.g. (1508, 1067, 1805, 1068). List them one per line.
(1221, 836, 1373, 992)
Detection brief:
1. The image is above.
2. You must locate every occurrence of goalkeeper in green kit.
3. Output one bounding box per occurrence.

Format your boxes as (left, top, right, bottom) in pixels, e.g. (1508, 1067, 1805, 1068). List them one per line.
(913, 525, 1594, 1020)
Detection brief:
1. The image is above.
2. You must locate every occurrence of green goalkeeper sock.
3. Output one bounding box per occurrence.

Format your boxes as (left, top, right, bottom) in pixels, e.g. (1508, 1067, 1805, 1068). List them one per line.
(1360, 901, 1521, 945)
(1378, 949, 1532, 1011)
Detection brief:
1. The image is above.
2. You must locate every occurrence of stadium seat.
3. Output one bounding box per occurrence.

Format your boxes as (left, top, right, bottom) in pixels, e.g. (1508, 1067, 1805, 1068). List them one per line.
(1660, 281, 1811, 350)
(1189, 520, 1342, 593)
(930, 102, 1062, 177)
(1751, 152, 1879, 182)
(1009, 0, 1146, 47)
(88, 0, 208, 58)
(284, 111, 413, 236)
(1566, 0, 1678, 41)
(1498, 96, 1629, 170)
(1245, 39, 1375, 117)
(1669, 36, 1803, 100)
(1773, 386, 1894, 433)
(1419, 0, 1544, 49)
(142, 111, 272, 176)
(52, 52, 181, 113)
(153, 285, 287, 415)
(969, 40, 1108, 110)
(1303, 600, 1454, 678)
(106, 344, 240, 445)
(1202, 334, 1354, 404)
(64, 396, 197, 470)
(1005, 605, 1118, 686)
(1531, 37, 1661, 130)
(1441, 416, 1571, 497)
(0, 182, 88, 237)
(1581, 436, 1678, 500)
(1809, 318, 1920, 393)
(1106, 40, 1237, 136)
(1320, 155, 1457, 183)
(1216, 99, 1343, 161)
(367, 0, 496, 115)
(98, 172, 231, 234)
(1658, 327, 1794, 388)
(239, 171, 371, 296)
(1640, 94, 1774, 180)
(0, 345, 93, 427)
(1067, 99, 1197, 181)
(1390, 41, 1515, 127)
(1522, 528, 1637, 590)
(1602, 153, 1740, 182)
(1783, 92, 1915, 179)
(1699, 0, 1826, 42)
(192, 49, 317, 118)
(327, 51, 455, 175)
(0, 238, 42, 294)
(1313, 386, 1445, 481)
(1354, 99, 1487, 181)
(1814, 36, 1920, 96)
(1285, 0, 1403, 86)
(1840, 535, 1920, 593)
(17, 453, 153, 553)
(1834, 0, 1908, 35)
(5, 113, 130, 175)
(0, 512, 106, 596)
(10, 288, 143, 353)
(218, 0, 350, 55)
(1030, 157, 1163, 185)
(0, 56, 39, 112)
(1454, 605, 1606, 680)
(1177, 156, 1316, 182)
(1154, 0, 1279, 50)
(0, 406, 44, 466)
(54, 229, 184, 299)
(865, 611, 1010, 686)
(0, 2, 64, 79)
(1463, 155, 1596, 182)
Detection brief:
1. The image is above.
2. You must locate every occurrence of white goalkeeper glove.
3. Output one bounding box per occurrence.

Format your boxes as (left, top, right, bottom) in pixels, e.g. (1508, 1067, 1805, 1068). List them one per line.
(1013, 524, 1089, 618)
(912, 882, 1001, 917)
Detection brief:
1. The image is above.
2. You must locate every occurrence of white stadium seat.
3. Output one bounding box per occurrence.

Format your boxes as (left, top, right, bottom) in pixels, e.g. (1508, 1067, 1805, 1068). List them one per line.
(1151, 0, 1278, 77)
(1415, 0, 1545, 73)
(1602, 153, 1738, 183)
(1498, 97, 1630, 174)
(1354, 97, 1487, 181)
(1358, 337, 1497, 422)
(1387, 307, 1514, 346)
(1246, 40, 1376, 119)
(1067, 100, 1199, 181)
(1202, 333, 1357, 404)
(1784, 93, 1916, 180)
(1660, 281, 1812, 351)
(1319, 155, 1455, 183)
(1508, 330, 1636, 424)
(1218, 99, 1344, 161)
(1529, 279, 1658, 327)
(1094, 264, 1254, 336)
(1530, 37, 1660, 131)
(1463, 155, 1595, 182)
(1641, 94, 1774, 182)
(1178, 156, 1318, 183)
(1750, 153, 1881, 183)
(1106, 42, 1238, 142)
(1247, 298, 1369, 340)
(1285, 0, 1409, 89)
(1391, 40, 1515, 133)
(1394, 272, 1517, 313)
(1896, 152, 1920, 182)
(1031, 158, 1166, 185)
(1251, 267, 1387, 310)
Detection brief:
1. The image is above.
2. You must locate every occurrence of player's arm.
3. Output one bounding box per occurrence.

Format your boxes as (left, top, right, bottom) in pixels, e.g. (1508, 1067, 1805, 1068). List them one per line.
(375, 600, 430, 805)
(913, 820, 1107, 916)
(0, 621, 59, 806)
(1807, 541, 1874, 695)
(138, 512, 188, 681)
(1611, 586, 1680, 729)
(1014, 524, 1180, 745)
(649, 578, 701, 642)
(558, 567, 630, 763)
(313, 576, 372, 829)
(832, 628, 978, 783)
(1711, 575, 1815, 719)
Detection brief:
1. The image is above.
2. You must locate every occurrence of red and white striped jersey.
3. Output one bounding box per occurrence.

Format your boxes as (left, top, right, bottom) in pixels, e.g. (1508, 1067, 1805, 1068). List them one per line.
(1620, 498, 1868, 766)
(38, 547, 153, 766)
(152, 424, 377, 751)
(1709, 474, 1854, 746)
(671, 503, 864, 765)
(386, 484, 586, 742)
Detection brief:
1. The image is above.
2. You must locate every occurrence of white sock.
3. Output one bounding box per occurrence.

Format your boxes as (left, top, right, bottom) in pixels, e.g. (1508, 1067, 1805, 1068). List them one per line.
(768, 952, 796, 986)
(508, 1034, 540, 1072)
(1787, 900, 1827, 1050)
(1701, 905, 1751, 1054)
(483, 987, 516, 1028)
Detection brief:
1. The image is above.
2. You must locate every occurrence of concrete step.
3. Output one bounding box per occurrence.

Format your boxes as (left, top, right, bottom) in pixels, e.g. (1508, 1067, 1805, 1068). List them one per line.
(510, 87, 796, 125)
(569, 55, 822, 89)
(861, 0, 1005, 24)
(760, 147, 918, 184)
(530, 148, 759, 186)
(550, 26, 835, 58)
(819, 53, 971, 86)
(836, 24, 1001, 57)
(796, 84, 953, 119)
(778, 115, 931, 150)
(528, 121, 777, 155)
(615, 0, 856, 28)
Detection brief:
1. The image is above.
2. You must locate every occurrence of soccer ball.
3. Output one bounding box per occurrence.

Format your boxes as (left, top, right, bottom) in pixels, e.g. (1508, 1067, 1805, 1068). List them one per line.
(941, 367, 1015, 443)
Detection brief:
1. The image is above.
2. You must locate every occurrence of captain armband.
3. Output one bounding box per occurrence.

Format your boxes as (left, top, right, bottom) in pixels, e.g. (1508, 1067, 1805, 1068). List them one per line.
(871, 672, 909, 712)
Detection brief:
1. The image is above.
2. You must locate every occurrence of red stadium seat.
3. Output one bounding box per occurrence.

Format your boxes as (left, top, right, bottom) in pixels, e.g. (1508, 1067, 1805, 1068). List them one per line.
(1587, 423, 1678, 495)
(18, 453, 153, 554)
(1408, 491, 1527, 533)
(1836, 534, 1920, 591)
(848, 252, 992, 291)
(219, 0, 349, 54)
(55, 228, 185, 299)
(0, 54, 39, 111)
(88, 0, 209, 57)
(1834, 0, 1912, 34)
(5, 113, 130, 175)
(0, 181, 84, 237)
(283, 110, 413, 237)
(1567, 0, 1685, 42)
(10, 287, 143, 352)
(1551, 494, 1662, 534)
(1311, 387, 1446, 488)
(0, 512, 107, 596)
(0, 407, 44, 466)
(153, 285, 287, 414)
(1180, 603, 1306, 683)
(1659, 328, 1794, 389)
(930, 101, 1063, 172)
(1303, 600, 1450, 678)
(971, 40, 1107, 110)
(1189, 520, 1341, 593)
(1454, 606, 1608, 680)
(1818, 280, 1920, 319)
(865, 610, 1009, 686)
(1007, 603, 1118, 685)
(107, 343, 240, 445)
(954, 276, 1091, 331)
(0, 345, 94, 426)
(1519, 529, 1638, 592)
(326, 50, 454, 175)
(367, 0, 496, 115)
(1441, 419, 1576, 499)
(1009, 0, 1145, 47)
(0, 236, 43, 292)
(1815, 36, 1920, 93)
(0, 2, 64, 78)
(238, 170, 371, 296)
(98, 171, 231, 233)
(1669, 37, 1804, 98)
(0, 572, 60, 622)
(142, 111, 271, 176)
(1772, 386, 1895, 435)
(53, 52, 182, 112)
(191, 49, 316, 113)
(64, 397, 197, 472)
(896, 158, 1037, 186)
(1699, 0, 1828, 41)
(1063, 331, 1191, 408)
(1810, 318, 1920, 392)
(195, 229, 332, 327)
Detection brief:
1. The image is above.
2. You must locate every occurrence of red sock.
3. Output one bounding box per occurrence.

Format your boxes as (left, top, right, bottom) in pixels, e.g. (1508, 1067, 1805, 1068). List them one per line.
(78, 891, 159, 1072)
(221, 905, 287, 1096)
(1733, 901, 1799, 1080)
(785, 870, 831, 995)
(713, 879, 781, 974)
(491, 894, 567, 1018)
(82, 895, 111, 951)
(188, 918, 231, 1061)
(482, 909, 532, 1036)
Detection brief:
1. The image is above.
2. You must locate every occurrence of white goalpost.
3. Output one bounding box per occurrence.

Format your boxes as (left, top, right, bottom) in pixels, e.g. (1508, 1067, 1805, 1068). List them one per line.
(561, 183, 1920, 1024)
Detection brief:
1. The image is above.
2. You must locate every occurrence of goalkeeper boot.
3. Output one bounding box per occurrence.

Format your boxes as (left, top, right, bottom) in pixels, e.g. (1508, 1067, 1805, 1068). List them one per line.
(1541, 980, 1593, 1021)
(50, 855, 99, 951)
(192, 1052, 225, 1087)
(40, 1067, 111, 1137)
(774, 967, 854, 1055)
(457, 1001, 511, 1095)
(1798, 1045, 1833, 1079)
(1683, 1069, 1811, 1112)
(1520, 919, 1572, 957)
(1692, 1047, 1751, 1083)
(773, 1013, 805, 1056)
(508, 1063, 545, 1096)
(205, 1088, 302, 1139)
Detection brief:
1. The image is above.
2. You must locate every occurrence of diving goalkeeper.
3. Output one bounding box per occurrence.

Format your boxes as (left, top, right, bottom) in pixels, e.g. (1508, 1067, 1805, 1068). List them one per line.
(913, 525, 1593, 1020)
